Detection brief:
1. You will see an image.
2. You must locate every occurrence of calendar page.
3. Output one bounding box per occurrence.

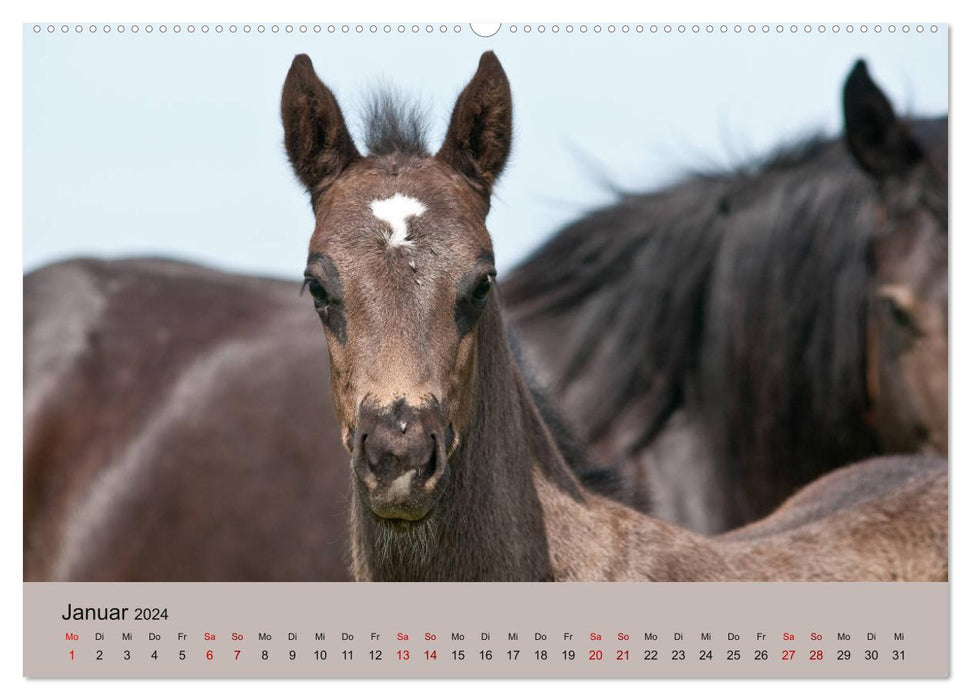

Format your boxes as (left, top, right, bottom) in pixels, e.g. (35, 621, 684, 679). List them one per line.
(22, 19, 949, 680)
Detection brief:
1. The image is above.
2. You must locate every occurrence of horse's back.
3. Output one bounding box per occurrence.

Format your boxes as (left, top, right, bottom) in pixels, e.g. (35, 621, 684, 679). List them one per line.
(24, 258, 351, 581)
(721, 456, 947, 581)
(722, 456, 946, 537)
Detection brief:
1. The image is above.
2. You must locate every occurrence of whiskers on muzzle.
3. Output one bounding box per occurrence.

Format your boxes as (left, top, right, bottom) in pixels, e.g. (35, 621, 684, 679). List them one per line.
(371, 512, 440, 568)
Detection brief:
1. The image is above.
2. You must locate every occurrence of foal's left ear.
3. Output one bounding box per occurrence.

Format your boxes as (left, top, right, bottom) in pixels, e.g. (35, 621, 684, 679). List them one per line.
(842, 59, 923, 179)
(436, 51, 513, 202)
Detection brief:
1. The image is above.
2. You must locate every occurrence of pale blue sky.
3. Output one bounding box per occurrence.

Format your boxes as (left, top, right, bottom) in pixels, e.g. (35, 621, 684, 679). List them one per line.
(23, 24, 948, 278)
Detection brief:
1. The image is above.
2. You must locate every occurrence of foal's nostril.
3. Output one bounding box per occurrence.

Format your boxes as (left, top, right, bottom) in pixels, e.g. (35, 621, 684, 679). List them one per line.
(423, 441, 438, 477)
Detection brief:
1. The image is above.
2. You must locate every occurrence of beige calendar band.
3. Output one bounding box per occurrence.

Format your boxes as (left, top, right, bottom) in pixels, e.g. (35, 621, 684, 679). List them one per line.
(24, 582, 948, 678)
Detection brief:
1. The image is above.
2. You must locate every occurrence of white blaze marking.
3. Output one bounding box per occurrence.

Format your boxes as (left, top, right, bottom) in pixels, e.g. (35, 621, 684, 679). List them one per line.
(370, 193, 426, 249)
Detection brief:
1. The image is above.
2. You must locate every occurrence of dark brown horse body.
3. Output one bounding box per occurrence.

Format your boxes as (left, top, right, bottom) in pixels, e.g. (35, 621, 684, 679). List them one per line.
(24, 258, 350, 580)
(504, 62, 948, 534)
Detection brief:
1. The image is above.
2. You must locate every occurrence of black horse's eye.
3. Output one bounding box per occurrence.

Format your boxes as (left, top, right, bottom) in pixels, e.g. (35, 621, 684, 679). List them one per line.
(881, 296, 921, 336)
(303, 278, 330, 309)
(470, 275, 494, 307)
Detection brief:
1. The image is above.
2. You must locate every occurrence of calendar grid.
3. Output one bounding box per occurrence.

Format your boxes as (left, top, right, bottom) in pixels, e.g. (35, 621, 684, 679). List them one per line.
(24, 583, 949, 678)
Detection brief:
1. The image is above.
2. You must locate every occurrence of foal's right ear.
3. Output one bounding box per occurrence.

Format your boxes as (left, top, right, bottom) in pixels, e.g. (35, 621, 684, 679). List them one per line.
(842, 59, 922, 179)
(281, 54, 361, 194)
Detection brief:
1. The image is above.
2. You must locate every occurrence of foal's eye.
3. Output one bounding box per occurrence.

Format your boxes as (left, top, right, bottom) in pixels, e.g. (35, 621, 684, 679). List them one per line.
(303, 278, 330, 309)
(471, 276, 494, 307)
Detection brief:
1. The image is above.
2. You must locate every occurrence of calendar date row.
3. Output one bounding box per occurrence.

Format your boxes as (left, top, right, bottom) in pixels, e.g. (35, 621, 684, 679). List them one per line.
(65, 646, 910, 663)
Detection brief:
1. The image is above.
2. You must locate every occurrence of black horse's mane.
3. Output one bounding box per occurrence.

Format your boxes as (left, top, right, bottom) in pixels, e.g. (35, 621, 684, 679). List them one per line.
(504, 128, 908, 513)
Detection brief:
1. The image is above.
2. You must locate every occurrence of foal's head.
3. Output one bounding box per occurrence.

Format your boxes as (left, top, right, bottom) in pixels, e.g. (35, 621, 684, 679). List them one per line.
(282, 52, 512, 522)
(842, 60, 948, 454)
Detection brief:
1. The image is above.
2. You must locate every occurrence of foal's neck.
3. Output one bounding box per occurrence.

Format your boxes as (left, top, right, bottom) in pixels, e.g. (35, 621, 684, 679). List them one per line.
(350, 304, 593, 581)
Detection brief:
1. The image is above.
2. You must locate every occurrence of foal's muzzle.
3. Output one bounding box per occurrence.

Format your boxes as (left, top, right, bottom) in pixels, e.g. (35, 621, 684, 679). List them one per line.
(351, 400, 449, 521)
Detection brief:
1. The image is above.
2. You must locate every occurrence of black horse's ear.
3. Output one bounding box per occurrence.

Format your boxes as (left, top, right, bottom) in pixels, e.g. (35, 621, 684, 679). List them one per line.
(842, 59, 922, 178)
(281, 54, 361, 194)
(436, 51, 513, 201)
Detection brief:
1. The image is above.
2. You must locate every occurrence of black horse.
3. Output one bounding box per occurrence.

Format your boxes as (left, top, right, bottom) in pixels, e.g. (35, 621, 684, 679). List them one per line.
(503, 60, 948, 533)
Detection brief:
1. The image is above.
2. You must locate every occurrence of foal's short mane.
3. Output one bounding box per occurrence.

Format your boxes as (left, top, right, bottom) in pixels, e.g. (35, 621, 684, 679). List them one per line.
(505, 118, 945, 518)
(362, 88, 430, 157)
(507, 327, 630, 503)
